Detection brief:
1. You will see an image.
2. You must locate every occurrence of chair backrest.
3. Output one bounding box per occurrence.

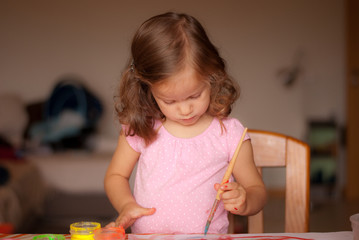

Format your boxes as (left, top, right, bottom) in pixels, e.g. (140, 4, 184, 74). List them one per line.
(230, 129, 310, 233)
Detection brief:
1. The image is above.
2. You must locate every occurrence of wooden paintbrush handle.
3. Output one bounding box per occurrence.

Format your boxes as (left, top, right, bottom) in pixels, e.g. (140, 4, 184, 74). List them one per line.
(215, 128, 248, 200)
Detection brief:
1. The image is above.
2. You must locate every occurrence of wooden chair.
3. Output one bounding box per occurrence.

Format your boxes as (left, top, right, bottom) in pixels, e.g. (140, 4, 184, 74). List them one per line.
(228, 129, 310, 233)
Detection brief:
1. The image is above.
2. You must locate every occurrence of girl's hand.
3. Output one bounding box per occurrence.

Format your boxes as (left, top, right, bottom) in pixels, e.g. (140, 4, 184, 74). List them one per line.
(214, 182, 247, 215)
(108, 202, 156, 230)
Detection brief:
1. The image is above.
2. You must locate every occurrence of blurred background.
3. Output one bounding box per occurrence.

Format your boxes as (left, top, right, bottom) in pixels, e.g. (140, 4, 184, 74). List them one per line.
(0, 0, 358, 235)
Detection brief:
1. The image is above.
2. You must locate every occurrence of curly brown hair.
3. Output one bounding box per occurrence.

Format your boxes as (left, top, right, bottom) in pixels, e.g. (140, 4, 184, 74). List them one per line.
(114, 12, 240, 145)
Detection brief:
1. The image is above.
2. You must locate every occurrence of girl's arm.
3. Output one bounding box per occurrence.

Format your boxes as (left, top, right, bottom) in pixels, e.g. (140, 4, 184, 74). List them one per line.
(104, 131, 155, 229)
(216, 140, 267, 216)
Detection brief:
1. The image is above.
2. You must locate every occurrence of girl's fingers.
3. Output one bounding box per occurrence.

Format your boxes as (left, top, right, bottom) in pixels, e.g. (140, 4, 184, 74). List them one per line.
(220, 182, 239, 190)
(222, 186, 246, 204)
(116, 215, 132, 229)
(214, 182, 235, 191)
(142, 207, 156, 216)
(105, 222, 115, 228)
(213, 182, 247, 213)
(116, 207, 156, 229)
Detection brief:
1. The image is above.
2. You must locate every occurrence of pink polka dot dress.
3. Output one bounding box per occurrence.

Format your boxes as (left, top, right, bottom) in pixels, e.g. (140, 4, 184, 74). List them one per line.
(125, 117, 249, 234)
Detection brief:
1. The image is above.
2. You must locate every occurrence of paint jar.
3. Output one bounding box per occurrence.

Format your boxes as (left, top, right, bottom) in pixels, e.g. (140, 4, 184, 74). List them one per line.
(70, 221, 101, 240)
(351, 213, 359, 240)
(33, 234, 66, 240)
(94, 227, 125, 240)
(0, 223, 14, 234)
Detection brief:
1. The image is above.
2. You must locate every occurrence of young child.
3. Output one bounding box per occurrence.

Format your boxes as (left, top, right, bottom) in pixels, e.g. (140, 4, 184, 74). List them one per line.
(105, 12, 267, 234)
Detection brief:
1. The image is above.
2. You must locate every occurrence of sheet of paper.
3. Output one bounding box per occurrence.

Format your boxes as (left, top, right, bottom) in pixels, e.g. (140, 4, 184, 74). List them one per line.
(128, 231, 353, 240)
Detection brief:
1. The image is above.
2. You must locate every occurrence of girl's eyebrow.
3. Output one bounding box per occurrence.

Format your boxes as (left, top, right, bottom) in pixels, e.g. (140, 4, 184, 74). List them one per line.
(157, 89, 202, 101)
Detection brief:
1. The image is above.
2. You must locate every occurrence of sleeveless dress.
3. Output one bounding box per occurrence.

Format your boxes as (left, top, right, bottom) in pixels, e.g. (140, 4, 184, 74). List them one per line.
(124, 117, 249, 234)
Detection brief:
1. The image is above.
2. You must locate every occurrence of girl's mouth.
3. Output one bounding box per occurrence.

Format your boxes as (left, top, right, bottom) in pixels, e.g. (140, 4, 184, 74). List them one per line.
(181, 116, 197, 124)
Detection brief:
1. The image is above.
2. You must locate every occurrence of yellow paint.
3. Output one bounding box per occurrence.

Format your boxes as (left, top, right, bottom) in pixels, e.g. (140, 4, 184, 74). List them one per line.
(70, 222, 101, 240)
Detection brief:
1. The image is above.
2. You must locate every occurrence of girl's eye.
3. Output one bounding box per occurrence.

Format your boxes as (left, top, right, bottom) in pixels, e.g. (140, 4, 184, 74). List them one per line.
(163, 100, 175, 104)
(190, 93, 201, 99)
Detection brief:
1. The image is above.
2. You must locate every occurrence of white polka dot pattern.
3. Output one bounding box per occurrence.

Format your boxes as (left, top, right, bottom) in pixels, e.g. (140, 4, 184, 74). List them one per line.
(125, 118, 249, 234)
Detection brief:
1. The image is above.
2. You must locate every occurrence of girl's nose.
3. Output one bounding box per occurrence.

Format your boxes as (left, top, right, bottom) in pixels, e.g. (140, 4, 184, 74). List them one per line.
(178, 102, 192, 116)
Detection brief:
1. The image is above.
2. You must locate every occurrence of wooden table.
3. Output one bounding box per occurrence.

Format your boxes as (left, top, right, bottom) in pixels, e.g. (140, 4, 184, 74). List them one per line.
(0, 232, 354, 240)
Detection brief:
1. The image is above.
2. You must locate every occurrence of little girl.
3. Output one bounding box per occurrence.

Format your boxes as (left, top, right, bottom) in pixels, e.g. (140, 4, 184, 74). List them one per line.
(105, 12, 267, 234)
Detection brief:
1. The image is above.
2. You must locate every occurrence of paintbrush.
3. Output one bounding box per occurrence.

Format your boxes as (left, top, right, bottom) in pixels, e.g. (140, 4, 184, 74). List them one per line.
(204, 127, 248, 235)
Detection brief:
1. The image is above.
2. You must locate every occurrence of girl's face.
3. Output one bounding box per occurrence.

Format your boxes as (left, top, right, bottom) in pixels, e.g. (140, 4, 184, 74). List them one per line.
(151, 67, 211, 126)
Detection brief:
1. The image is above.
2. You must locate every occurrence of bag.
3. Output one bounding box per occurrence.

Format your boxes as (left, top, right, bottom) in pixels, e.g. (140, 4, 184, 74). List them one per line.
(29, 78, 103, 149)
(45, 79, 103, 128)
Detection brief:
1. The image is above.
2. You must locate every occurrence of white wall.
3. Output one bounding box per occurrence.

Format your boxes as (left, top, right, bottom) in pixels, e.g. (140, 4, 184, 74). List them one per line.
(0, 0, 345, 189)
(0, 0, 345, 140)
